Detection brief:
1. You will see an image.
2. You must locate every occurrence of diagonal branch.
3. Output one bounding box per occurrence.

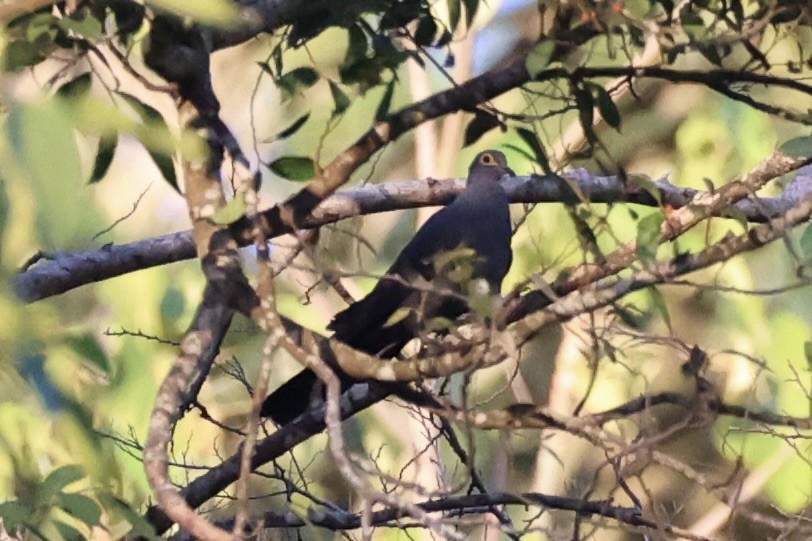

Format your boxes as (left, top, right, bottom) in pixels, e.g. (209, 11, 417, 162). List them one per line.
(142, 102, 259, 541)
(505, 156, 812, 323)
(511, 189, 812, 344)
(437, 392, 812, 431)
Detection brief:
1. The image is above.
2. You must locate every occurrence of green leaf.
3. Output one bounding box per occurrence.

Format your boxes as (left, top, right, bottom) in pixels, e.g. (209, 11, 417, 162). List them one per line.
(64, 334, 110, 376)
(271, 43, 283, 73)
(648, 287, 672, 332)
(698, 44, 722, 66)
(771, 6, 802, 24)
(56, 73, 92, 100)
(22, 12, 57, 42)
(115, 92, 167, 128)
(256, 60, 274, 77)
(615, 302, 648, 329)
(447, 0, 461, 30)
(210, 193, 246, 225)
(108, 1, 145, 37)
(525, 41, 556, 77)
(800, 223, 812, 260)
(515, 127, 551, 173)
(462, 0, 480, 27)
(569, 206, 601, 259)
(89, 134, 117, 183)
(681, 10, 705, 38)
(346, 24, 368, 64)
(6, 101, 85, 244)
(778, 135, 812, 158)
(56, 493, 101, 526)
(590, 84, 621, 130)
(636, 211, 664, 262)
(329, 81, 351, 115)
(116, 93, 183, 188)
(380, 2, 424, 29)
(266, 156, 315, 181)
(730, 0, 744, 24)
(463, 110, 500, 147)
(436, 29, 453, 47)
(4, 39, 57, 71)
(0, 175, 7, 256)
(3, 13, 59, 70)
(433, 246, 477, 276)
(804, 340, 812, 370)
(0, 500, 33, 530)
(107, 496, 161, 541)
(384, 307, 413, 327)
(276, 67, 319, 99)
(414, 16, 438, 46)
(37, 465, 85, 505)
(147, 149, 178, 192)
(160, 287, 186, 324)
(574, 88, 595, 140)
(426, 316, 454, 332)
(375, 82, 395, 121)
(274, 113, 310, 140)
(53, 518, 84, 541)
(626, 173, 662, 204)
(56, 15, 103, 40)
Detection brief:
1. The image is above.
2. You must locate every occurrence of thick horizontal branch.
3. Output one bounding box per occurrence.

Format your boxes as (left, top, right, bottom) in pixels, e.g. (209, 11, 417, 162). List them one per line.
(15, 165, 809, 303)
(171, 493, 684, 536)
(310, 491, 706, 538)
(168, 491, 711, 541)
(555, 65, 812, 101)
(207, 0, 332, 51)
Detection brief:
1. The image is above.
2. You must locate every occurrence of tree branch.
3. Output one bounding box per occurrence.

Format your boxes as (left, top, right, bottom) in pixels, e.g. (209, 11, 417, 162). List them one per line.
(437, 392, 812, 431)
(170, 492, 709, 540)
(207, 0, 332, 51)
(511, 189, 812, 344)
(15, 164, 810, 303)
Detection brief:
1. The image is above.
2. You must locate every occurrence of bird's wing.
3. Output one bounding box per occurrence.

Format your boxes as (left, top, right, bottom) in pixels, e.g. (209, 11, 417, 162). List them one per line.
(327, 273, 418, 354)
(327, 206, 466, 351)
(391, 205, 465, 276)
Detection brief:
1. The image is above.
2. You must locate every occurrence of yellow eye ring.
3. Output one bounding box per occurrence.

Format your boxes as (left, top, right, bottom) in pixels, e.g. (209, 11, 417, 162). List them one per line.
(480, 153, 495, 165)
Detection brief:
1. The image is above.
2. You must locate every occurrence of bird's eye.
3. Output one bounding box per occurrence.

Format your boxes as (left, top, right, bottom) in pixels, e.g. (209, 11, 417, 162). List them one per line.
(480, 153, 494, 165)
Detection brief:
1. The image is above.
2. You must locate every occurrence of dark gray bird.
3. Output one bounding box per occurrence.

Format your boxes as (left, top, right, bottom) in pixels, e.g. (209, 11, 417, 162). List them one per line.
(261, 150, 514, 424)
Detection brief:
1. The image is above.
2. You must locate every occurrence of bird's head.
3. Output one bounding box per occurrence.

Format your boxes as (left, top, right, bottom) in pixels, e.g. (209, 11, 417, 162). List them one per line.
(468, 150, 514, 186)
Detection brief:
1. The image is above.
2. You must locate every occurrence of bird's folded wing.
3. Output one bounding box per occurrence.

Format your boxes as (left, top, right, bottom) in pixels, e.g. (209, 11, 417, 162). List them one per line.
(328, 275, 414, 340)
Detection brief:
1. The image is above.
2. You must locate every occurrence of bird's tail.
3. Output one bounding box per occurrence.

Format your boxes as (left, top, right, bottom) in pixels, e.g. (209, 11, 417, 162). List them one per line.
(261, 279, 415, 424)
(260, 364, 442, 425)
(261, 369, 342, 425)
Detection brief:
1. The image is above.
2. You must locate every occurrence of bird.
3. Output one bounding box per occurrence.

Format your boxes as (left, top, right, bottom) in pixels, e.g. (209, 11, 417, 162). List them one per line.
(261, 150, 514, 424)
